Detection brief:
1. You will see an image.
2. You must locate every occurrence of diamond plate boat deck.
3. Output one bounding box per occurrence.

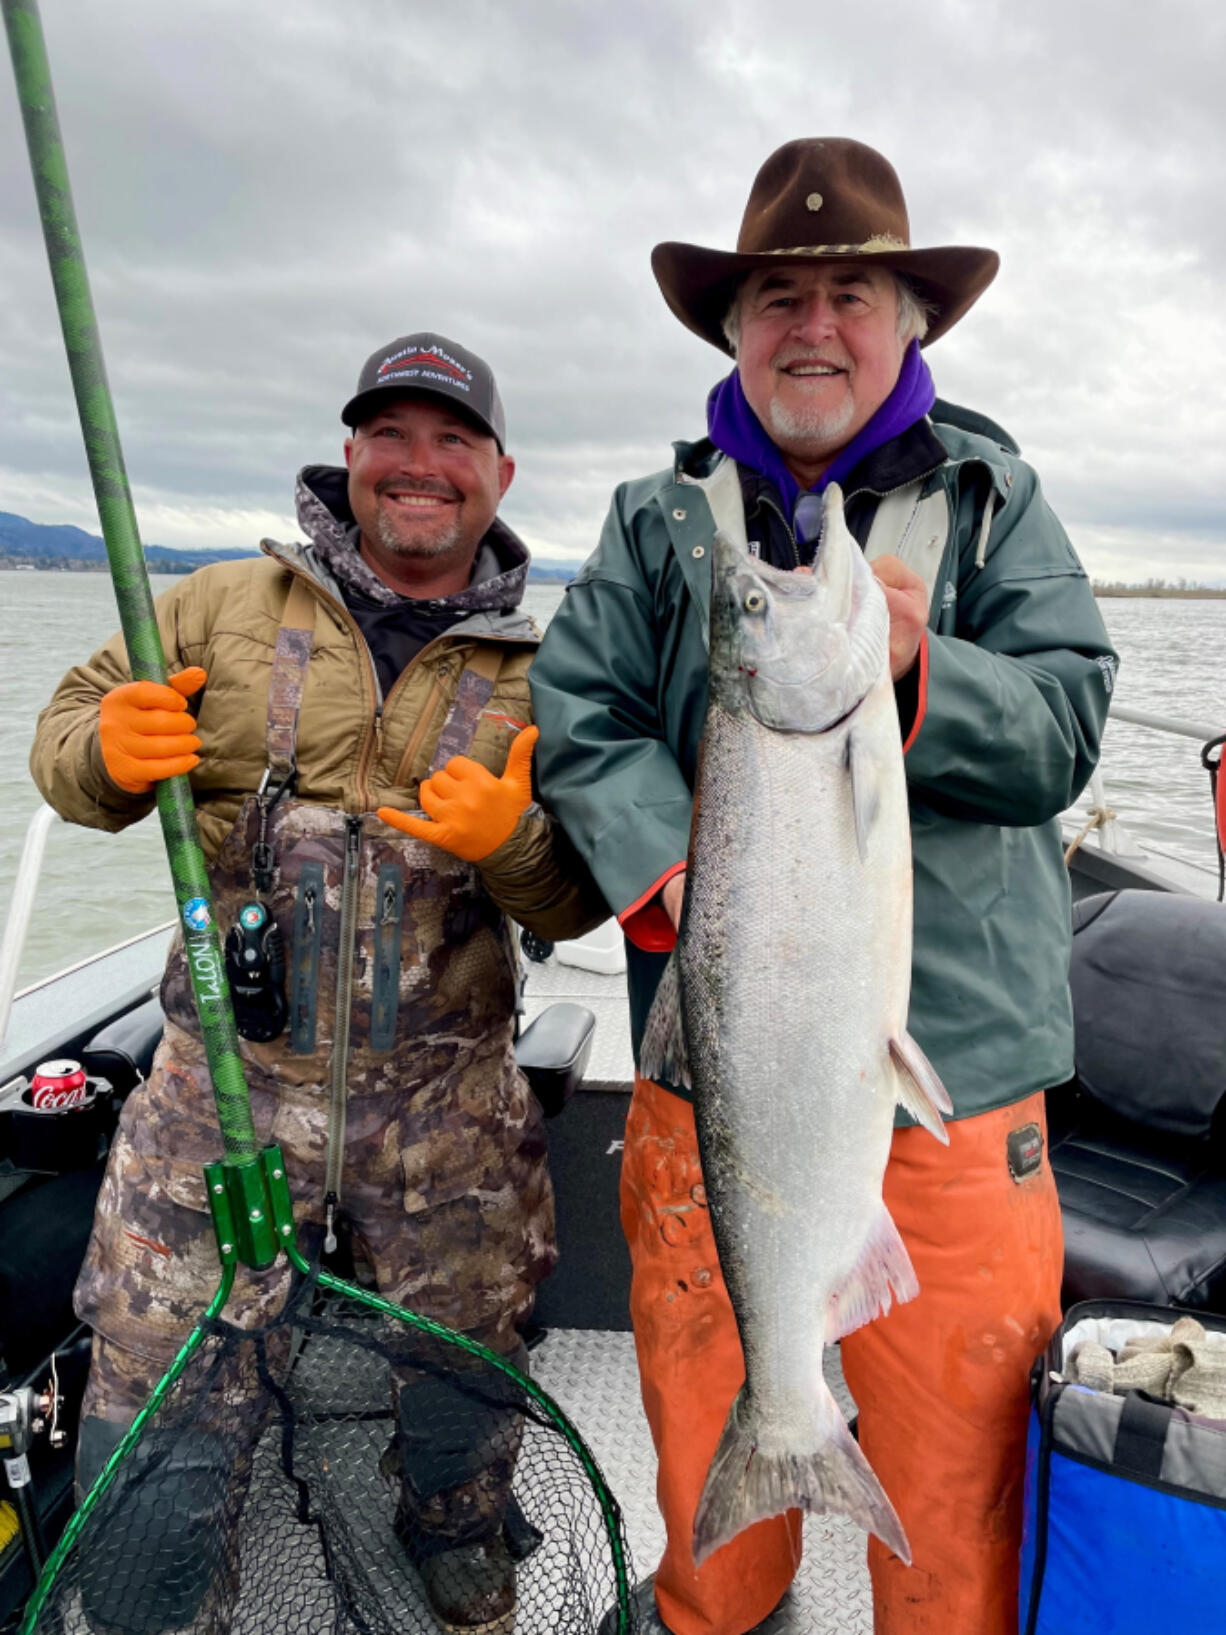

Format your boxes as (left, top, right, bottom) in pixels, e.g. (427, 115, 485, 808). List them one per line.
(533, 1330, 872, 1633)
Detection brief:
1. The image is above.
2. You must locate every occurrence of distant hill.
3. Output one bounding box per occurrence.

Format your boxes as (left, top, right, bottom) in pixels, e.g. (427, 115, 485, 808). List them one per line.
(0, 509, 578, 581)
(0, 511, 257, 573)
(526, 559, 579, 582)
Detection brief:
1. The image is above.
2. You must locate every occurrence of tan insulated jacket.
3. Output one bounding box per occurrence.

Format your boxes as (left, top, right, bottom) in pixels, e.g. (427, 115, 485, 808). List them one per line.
(31, 477, 605, 945)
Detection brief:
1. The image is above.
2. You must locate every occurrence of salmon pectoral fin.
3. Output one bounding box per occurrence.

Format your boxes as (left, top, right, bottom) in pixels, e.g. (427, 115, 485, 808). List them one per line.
(847, 722, 881, 864)
(824, 1201, 919, 1343)
(692, 1381, 911, 1567)
(889, 1031, 953, 1142)
(639, 948, 692, 1090)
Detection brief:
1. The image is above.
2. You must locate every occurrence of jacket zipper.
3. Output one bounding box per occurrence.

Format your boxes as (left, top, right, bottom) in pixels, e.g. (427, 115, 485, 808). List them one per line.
(323, 812, 362, 1250)
(757, 492, 803, 567)
(392, 671, 447, 788)
(762, 466, 949, 565)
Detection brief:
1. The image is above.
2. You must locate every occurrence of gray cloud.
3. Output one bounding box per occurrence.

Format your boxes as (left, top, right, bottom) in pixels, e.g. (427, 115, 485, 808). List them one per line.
(2, 0, 1224, 580)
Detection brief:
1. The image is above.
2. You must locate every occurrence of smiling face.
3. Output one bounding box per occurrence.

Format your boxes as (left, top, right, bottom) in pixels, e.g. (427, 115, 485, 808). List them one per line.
(344, 395, 514, 594)
(734, 262, 906, 486)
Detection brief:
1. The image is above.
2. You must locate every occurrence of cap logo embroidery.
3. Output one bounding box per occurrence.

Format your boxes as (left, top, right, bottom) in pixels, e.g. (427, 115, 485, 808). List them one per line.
(378, 344, 473, 385)
(805, 192, 824, 212)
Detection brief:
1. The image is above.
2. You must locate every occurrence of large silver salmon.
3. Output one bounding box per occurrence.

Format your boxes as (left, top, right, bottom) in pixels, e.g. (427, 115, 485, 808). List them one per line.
(640, 485, 951, 1567)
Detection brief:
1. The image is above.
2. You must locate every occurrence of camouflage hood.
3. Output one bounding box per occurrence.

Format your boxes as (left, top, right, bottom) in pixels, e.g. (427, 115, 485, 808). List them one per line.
(288, 463, 536, 639)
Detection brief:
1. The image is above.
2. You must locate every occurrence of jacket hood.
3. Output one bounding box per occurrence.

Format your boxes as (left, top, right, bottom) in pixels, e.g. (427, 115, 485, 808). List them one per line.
(277, 464, 535, 634)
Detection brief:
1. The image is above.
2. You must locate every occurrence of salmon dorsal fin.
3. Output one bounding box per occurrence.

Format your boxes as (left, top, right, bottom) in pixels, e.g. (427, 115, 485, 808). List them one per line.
(824, 1201, 919, 1343)
(639, 949, 692, 1091)
(890, 1032, 953, 1142)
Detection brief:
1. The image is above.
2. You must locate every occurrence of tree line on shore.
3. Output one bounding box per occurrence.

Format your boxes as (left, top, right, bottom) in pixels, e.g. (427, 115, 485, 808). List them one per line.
(1092, 578, 1225, 598)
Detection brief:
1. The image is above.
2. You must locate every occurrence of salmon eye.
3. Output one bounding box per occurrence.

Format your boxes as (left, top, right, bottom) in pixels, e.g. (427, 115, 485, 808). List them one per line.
(744, 589, 766, 613)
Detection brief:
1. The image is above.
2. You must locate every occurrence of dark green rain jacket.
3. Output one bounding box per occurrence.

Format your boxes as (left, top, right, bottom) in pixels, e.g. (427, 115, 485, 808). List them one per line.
(529, 403, 1118, 1121)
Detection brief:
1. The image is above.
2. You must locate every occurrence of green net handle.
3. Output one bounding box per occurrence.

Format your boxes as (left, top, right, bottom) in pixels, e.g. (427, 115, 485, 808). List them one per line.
(3, 0, 257, 1165)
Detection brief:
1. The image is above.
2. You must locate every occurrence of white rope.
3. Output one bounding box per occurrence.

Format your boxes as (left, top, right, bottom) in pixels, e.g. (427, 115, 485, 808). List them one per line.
(1064, 804, 1118, 866)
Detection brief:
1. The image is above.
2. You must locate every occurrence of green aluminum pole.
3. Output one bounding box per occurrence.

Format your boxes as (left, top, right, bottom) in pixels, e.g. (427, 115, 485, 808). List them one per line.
(4, 0, 275, 1264)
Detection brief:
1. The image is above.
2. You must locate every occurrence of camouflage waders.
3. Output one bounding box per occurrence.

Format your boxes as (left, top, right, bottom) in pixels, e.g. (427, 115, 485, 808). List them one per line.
(74, 579, 555, 1573)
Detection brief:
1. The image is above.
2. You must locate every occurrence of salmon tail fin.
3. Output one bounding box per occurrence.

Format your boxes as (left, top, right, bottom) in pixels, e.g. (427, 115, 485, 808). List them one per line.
(890, 1031, 953, 1142)
(638, 948, 691, 1090)
(692, 1381, 911, 1567)
(824, 1201, 919, 1342)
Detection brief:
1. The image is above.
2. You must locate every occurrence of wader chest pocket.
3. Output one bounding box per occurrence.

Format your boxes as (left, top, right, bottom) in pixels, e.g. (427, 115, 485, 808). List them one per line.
(291, 863, 325, 1054)
(371, 865, 404, 1054)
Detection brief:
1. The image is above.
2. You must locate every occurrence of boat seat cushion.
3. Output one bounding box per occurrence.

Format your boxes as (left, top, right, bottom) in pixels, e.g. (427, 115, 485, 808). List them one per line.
(1053, 891, 1226, 1311)
(1069, 890, 1226, 1136)
(1051, 1118, 1226, 1310)
(80, 994, 165, 1098)
(515, 1002, 597, 1119)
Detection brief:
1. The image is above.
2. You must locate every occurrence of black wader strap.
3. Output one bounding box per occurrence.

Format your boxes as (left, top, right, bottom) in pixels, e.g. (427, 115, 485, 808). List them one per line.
(427, 646, 503, 774)
(370, 864, 404, 1054)
(290, 863, 324, 1055)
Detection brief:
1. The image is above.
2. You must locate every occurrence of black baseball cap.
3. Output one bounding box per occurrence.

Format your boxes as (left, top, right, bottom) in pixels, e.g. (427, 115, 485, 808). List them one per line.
(341, 332, 506, 450)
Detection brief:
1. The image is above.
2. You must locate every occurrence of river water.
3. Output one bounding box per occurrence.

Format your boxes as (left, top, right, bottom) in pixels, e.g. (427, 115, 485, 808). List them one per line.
(1, 572, 1222, 991)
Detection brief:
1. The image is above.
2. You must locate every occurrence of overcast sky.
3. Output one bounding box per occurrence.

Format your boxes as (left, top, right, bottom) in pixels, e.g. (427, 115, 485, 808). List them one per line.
(2, 0, 1224, 582)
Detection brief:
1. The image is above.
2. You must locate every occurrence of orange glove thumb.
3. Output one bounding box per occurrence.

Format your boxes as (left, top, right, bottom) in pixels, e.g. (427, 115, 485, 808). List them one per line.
(98, 667, 207, 794)
(498, 721, 538, 808)
(377, 725, 539, 863)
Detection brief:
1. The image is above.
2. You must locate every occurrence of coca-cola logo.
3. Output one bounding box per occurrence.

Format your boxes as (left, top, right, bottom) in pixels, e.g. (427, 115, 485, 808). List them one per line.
(30, 1082, 91, 1111)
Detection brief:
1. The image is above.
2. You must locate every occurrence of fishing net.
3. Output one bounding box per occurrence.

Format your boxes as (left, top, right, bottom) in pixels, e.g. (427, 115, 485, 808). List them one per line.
(26, 1271, 636, 1635)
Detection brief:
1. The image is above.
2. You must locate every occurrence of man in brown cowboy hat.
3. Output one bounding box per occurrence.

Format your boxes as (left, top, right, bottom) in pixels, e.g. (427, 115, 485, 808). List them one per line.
(531, 139, 1117, 1635)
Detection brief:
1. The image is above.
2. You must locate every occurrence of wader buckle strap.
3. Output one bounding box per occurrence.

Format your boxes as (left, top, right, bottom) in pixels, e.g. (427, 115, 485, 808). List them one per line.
(426, 646, 505, 774)
(266, 574, 319, 783)
(253, 574, 318, 894)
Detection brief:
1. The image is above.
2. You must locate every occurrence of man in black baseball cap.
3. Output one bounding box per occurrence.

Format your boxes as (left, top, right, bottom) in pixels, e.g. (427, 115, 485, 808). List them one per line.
(34, 322, 606, 1635)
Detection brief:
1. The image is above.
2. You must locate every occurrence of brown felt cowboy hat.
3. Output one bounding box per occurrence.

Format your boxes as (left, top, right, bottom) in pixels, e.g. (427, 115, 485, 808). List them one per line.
(652, 137, 999, 354)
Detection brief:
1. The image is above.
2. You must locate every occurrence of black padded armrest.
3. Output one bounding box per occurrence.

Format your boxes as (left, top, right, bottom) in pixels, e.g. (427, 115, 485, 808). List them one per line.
(515, 1003, 596, 1118)
(80, 995, 165, 1097)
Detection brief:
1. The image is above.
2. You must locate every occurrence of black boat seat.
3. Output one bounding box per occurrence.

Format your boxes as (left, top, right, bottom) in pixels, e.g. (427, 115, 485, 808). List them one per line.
(1051, 890, 1226, 1311)
(80, 994, 165, 1097)
(0, 1160, 106, 1377)
(515, 1003, 597, 1119)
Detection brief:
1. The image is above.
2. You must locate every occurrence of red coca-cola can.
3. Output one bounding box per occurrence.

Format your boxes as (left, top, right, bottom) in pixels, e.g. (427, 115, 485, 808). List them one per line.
(30, 1059, 90, 1111)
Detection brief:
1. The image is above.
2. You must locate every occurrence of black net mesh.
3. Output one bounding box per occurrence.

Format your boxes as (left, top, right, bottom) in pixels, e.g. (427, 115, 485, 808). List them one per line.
(29, 1274, 636, 1635)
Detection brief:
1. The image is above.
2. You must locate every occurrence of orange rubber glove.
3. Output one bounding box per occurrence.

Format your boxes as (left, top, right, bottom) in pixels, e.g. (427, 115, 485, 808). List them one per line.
(98, 668, 207, 794)
(377, 725, 539, 863)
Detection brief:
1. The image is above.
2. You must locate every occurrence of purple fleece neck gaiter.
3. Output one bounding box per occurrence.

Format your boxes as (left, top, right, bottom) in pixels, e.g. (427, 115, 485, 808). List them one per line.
(707, 339, 936, 538)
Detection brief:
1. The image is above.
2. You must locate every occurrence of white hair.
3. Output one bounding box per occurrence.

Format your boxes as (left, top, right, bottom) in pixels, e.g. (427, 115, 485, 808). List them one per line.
(721, 269, 936, 355)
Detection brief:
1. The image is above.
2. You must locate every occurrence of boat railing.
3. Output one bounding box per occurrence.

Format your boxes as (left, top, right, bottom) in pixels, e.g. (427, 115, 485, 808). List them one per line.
(1069, 701, 1222, 864)
(1110, 704, 1220, 743)
(0, 804, 60, 1053)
